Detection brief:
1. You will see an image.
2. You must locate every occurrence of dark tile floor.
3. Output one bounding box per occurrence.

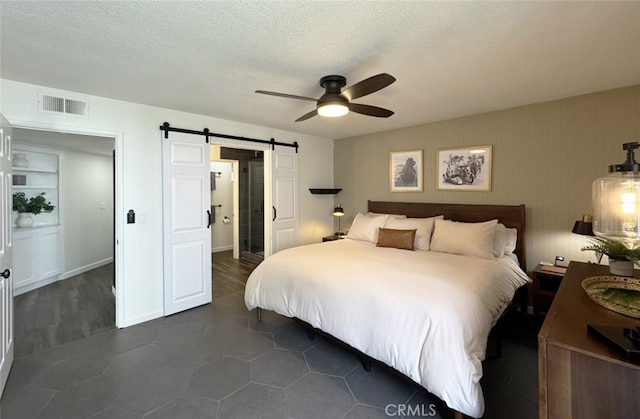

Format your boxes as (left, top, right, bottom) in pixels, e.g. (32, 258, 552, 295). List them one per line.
(2, 252, 538, 418)
(1, 287, 539, 418)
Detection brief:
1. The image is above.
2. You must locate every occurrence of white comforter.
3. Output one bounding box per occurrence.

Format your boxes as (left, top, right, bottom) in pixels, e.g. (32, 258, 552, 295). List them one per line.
(244, 238, 531, 418)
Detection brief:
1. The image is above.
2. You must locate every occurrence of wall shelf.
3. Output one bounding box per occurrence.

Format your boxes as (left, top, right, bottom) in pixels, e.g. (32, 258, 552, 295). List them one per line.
(12, 186, 57, 189)
(13, 168, 58, 174)
(309, 188, 342, 195)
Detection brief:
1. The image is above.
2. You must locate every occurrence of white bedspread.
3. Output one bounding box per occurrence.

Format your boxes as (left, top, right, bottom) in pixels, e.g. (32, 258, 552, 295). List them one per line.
(244, 238, 531, 418)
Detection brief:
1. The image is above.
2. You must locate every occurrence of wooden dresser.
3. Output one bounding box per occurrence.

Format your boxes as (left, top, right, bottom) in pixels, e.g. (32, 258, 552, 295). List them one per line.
(538, 261, 640, 419)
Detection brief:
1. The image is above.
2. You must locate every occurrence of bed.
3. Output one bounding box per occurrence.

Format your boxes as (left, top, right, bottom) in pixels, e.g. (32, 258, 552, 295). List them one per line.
(244, 200, 531, 418)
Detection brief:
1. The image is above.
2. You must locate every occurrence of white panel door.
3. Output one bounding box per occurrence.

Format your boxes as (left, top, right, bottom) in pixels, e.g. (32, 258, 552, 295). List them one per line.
(162, 132, 212, 316)
(270, 148, 298, 255)
(0, 114, 14, 397)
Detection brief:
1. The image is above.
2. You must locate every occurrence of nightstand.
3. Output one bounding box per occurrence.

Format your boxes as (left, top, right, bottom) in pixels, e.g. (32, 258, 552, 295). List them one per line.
(322, 234, 343, 242)
(532, 263, 566, 319)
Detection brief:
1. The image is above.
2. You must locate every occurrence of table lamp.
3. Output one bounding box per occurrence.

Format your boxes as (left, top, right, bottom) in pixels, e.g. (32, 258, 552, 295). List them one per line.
(588, 141, 640, 356)
(592, 142, 640, 248)
(572, 214, 595, 237)
(333, 205, 344, 236)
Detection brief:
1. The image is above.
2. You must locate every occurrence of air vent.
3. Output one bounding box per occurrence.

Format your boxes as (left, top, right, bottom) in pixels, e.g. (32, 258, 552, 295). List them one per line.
(38, 92, 89, 118)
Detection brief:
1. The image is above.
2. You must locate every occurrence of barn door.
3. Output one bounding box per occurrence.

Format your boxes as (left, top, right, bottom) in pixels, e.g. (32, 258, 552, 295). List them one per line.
(162, 132, 212, 316)
(0, 114, 14, 397)
(268, 147, 298, 255)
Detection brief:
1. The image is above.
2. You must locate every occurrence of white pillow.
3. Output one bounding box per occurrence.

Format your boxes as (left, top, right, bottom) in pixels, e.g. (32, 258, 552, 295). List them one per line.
(368, 212, 407, 219)
(347, 213, 389, 243)
(385, 215, 444, 250)
(493, 223, 507, 258)
(430, 219, 498, 260)
(503, 227, 518, 255)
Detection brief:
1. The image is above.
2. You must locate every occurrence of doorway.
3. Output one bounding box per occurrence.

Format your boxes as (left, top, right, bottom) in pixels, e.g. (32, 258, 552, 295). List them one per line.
(10, 127, 120, 355)
(210, 146, 265, 297)
(213, 146, 265, 263)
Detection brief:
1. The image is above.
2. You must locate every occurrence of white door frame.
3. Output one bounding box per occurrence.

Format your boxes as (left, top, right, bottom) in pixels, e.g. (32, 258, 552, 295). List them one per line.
(3, 119, 124, 327)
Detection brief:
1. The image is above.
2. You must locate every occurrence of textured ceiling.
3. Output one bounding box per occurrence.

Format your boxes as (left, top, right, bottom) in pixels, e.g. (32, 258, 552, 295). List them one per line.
(1, 1, 640, 140)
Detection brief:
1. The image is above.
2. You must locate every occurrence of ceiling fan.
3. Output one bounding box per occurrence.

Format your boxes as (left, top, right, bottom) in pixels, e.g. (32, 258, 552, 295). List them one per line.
(255, 73, 396, 122)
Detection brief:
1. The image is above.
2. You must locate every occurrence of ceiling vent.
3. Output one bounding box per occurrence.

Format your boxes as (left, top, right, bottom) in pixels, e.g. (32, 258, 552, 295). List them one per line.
(38, 92, 89, 118)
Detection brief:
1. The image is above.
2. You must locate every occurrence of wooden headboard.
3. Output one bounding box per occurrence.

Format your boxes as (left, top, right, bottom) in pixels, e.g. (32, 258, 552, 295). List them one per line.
(368, 200, 527, 270)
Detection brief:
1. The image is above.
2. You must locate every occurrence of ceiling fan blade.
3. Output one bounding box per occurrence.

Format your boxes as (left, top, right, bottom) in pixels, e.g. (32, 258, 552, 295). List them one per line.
(255, 90, 318, 102)
(349, 103, 394, 118)
(342, 73, 396, 101)
(295, 109, 318, 122)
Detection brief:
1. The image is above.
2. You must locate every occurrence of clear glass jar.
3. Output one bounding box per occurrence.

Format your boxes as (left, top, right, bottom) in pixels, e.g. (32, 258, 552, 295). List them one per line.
(593, 171, 640, 248)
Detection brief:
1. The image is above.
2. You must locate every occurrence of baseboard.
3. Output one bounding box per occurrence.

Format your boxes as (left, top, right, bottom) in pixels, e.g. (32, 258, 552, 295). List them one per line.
(60, 257, 114, 280)
(212, 245, 233, 253)
(14, 257, 115, 296)
(14, 275, 61, 296)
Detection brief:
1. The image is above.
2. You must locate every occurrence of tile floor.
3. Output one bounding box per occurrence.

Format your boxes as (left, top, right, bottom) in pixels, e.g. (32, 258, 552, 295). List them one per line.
(0, 291, 538, 418)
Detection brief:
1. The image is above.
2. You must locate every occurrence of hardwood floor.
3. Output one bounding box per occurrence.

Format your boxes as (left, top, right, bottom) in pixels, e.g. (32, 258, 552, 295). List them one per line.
(212, 250, 261, 297)
(14, 263, 116, 358)
(13, 252, 259, 358)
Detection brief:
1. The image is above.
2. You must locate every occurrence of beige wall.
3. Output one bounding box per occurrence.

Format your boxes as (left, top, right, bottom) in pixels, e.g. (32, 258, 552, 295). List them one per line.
(334, 84, 640, 273)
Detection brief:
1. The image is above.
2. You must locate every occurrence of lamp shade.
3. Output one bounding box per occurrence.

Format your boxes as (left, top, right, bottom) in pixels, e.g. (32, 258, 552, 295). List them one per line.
(572, 220, 594, 236)
(332, 206, 344, 217)
(593, 142, 640, 248)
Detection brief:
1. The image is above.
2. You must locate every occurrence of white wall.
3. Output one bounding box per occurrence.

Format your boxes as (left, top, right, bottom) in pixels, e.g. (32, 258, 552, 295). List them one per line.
(0, 79, 335, 327)
(62, 149, 114, 275)
(210, 161, 234, 252)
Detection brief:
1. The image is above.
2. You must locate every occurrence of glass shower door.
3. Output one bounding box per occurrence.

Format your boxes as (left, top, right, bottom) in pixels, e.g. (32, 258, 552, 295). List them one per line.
(248, 161, 264, 255)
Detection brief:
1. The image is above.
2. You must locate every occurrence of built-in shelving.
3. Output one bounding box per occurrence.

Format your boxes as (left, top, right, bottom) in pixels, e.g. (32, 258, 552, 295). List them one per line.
(11, 145, 60, 227)
(12, 143, 64, 295)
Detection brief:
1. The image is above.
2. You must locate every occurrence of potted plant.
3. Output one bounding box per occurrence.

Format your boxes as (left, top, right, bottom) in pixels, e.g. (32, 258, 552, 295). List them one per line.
(12, 192, 55, 227)
(581, 236, 640, 276)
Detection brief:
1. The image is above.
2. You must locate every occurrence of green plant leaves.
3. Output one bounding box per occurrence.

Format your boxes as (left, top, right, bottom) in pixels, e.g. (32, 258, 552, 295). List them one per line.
(12, 192, 55, 215)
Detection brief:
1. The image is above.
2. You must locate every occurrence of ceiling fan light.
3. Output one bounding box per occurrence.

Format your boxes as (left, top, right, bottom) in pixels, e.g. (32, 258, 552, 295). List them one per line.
(317, 102, 349, 117)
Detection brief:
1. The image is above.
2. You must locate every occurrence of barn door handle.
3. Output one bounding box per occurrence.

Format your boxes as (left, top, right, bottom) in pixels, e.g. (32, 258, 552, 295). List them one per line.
(1, 269, 10, 279)
(207, 210, 212, 228)
(272, 206, 277, 221)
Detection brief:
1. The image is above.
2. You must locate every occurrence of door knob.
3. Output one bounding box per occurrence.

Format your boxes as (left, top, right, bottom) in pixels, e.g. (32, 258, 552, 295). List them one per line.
(1, 268, 10, 279)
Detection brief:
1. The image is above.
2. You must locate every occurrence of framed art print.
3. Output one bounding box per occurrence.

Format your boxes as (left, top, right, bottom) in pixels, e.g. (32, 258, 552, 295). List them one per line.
(390, 149, 423, 192)
(437, 145, 492, 191)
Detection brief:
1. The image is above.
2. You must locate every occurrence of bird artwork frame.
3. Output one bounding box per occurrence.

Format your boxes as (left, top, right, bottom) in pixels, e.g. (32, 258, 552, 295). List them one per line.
(390, 149, 423, 192)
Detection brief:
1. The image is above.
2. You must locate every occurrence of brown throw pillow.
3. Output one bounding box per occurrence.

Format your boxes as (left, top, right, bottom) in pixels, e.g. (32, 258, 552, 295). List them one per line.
(376, 228, 417, 250)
